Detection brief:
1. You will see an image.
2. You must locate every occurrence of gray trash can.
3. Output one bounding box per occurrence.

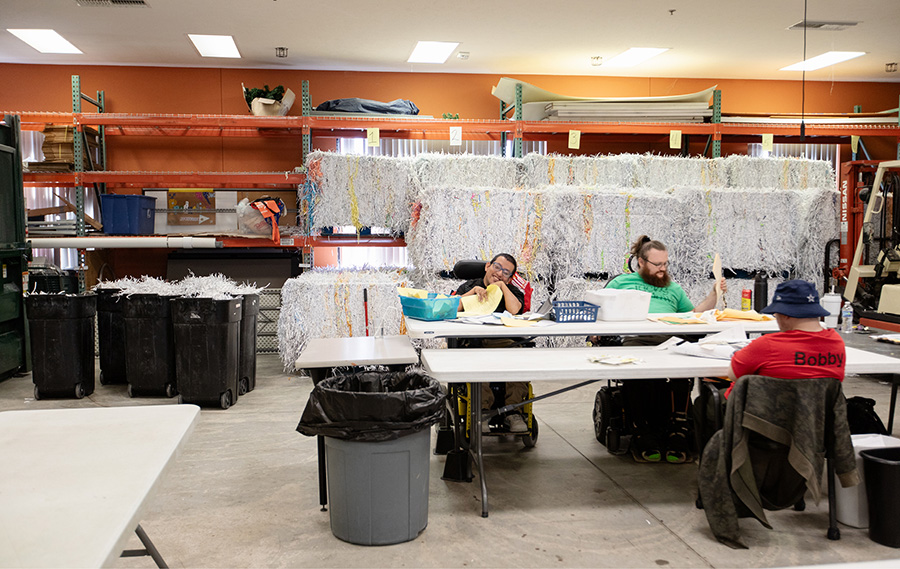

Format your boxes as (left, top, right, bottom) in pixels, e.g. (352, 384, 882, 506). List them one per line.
(296, 369, 445, 545)
(324, 429, 430, 545)
(861, 447, 900, 547)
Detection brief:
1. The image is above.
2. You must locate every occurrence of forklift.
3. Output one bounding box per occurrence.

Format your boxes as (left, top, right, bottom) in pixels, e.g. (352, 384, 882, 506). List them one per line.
(837, 160, 900, 331)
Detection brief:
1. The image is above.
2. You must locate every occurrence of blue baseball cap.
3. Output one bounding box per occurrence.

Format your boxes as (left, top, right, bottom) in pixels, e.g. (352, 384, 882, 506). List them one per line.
(761, 279, 830, 318)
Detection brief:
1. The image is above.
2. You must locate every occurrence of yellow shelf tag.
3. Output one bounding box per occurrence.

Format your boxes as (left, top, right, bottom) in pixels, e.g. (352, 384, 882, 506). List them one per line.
(669, 130, 682, 149)
(762, 133, 774, 152)
(366, 128, 380, 147)
(449, 126, 462, 147)
(851, 135, 859, 154)
(568, 130, 581, 150)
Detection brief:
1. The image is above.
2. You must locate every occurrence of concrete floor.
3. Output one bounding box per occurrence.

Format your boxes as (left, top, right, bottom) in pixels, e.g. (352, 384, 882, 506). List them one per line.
(3, 331, 900, 568)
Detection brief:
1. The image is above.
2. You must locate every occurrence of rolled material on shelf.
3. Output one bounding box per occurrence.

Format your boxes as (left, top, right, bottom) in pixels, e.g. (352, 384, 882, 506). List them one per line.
(30, 236, 221, 249)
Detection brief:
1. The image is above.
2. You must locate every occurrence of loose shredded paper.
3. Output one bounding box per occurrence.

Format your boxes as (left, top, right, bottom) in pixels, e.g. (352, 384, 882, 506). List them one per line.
(93, 273, 266, 300)
(283, 151, 834, 360)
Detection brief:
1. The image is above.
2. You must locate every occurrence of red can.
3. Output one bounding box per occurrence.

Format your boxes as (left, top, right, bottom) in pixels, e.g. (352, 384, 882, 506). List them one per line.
(741, 289, 752, 311)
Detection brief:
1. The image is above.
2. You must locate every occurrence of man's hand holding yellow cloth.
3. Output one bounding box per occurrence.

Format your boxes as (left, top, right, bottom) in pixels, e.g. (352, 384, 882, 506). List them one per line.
(458, 283, 504, 316)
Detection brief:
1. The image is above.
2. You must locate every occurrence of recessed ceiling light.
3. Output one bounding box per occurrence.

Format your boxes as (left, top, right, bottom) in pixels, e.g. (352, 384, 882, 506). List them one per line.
(188, 34, 241, 58)
(7, 29, 82, 54)
(788, 20, 858, 32)
(603, 47, 668, 68)
(781, 51, 865, 71)
(407, 41, 459, 64)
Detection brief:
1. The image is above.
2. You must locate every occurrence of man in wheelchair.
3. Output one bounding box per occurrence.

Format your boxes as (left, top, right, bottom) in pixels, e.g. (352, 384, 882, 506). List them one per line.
(593, 235, 725, 463)
(453, 253, 530, 433)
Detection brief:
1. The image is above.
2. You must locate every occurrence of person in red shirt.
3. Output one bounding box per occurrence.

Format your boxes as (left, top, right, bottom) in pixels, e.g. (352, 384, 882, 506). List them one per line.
(695, 279, 845, 450)
(726, 279, 845, 397)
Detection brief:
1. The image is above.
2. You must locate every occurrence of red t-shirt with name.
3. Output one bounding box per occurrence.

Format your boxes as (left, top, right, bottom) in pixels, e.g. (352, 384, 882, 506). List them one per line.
(725, 328, 846, 399)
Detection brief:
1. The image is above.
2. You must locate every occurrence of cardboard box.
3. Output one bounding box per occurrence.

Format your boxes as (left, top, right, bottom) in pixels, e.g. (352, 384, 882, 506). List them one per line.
(245, 87, 296, 117)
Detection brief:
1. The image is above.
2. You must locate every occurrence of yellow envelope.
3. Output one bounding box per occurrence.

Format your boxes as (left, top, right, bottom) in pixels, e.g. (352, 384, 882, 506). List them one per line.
(499, 316, 537, 327)
(716, 308, 772, 321)
(459, 283, 503, 315)
(397, 287, 448, 299)
(397, 287, 429, 299)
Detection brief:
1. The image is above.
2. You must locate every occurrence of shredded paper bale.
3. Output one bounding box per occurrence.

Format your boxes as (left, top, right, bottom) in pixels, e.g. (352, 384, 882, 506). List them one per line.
(306, 151, 418, 233)
(284, 151, 836, 363)
(277, 268, 413, 368)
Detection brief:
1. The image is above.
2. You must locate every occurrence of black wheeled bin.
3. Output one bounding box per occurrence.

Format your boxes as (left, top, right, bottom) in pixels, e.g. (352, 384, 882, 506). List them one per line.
(861, 447, 900, 547)
(25, 293, 96, 400)
(173, 297, 242, 409)
(123, 293, 178, 398)
(97, 288, 127, 385)
(239, 293, 259, 394)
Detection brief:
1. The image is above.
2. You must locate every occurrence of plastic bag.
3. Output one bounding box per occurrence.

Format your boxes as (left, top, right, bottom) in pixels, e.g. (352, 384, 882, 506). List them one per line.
(846, 396, 889, 435)
(296, 369, 445, 442)
(235, 198, 271, 236)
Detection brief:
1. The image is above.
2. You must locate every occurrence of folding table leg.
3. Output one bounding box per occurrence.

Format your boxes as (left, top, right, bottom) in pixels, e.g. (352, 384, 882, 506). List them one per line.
(120, 524, 169, 568)
(889, 379, 898, 434)
(470, 384, 489, 517)
(318, 435, 327, 511)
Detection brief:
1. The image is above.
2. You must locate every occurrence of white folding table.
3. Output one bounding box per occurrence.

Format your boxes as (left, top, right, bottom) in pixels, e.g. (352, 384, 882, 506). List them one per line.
(0, 404, 200, 568)
(404, 314, 780, 339)
(421, 345, 900, 517)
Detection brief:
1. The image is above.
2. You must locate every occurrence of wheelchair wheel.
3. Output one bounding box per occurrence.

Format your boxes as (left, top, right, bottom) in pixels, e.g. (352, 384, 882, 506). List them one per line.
(593, 387, 611, 445)
(522, 416, 539, 448)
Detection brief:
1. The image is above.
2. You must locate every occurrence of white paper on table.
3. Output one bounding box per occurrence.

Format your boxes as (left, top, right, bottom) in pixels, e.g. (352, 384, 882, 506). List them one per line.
(655, 336, 685, 350)
(588, 355, 642, 365)
(457, 313, 505, 325)
(670, 341, 736, 360)
(698, 326, 748, 345)
(696, 309, 718, 324)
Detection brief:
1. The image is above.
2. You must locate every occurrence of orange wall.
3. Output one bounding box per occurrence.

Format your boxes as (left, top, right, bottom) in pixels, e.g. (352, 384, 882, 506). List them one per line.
(2, 64, 898, 168)
(3, 63, 899, 117)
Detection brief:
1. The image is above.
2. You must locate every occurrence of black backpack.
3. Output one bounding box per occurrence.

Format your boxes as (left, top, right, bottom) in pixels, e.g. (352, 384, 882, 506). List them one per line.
(845, 396, 889, 435)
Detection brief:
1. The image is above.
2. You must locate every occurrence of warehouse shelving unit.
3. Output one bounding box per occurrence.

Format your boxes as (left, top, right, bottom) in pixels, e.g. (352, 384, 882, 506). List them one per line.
(9, 79, 900, 256)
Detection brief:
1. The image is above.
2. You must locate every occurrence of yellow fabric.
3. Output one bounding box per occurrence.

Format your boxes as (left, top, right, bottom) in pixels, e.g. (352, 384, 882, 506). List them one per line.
(459, 283, 503, 315)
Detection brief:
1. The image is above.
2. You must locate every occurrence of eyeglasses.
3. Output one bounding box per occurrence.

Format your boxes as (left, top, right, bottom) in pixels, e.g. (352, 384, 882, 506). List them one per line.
(643, 259, 669, 269)
(490, 262, 513, 278)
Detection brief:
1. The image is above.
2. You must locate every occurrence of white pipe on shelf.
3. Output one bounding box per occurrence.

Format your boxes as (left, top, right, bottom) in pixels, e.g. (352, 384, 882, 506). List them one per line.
(29, 236, 222, 249)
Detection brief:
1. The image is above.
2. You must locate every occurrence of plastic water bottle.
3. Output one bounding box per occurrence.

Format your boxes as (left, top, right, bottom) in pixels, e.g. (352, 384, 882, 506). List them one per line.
(841, 303, 854, 333)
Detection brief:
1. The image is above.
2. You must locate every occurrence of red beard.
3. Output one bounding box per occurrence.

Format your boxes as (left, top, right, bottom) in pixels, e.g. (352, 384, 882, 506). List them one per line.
(639, 265, 671, 288)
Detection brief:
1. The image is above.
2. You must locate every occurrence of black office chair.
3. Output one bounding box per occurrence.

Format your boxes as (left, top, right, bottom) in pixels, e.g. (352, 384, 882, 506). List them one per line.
(697, 375, 858, 548)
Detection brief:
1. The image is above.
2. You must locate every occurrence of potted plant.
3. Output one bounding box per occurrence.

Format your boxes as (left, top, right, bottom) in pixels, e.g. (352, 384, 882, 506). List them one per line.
(241, 83, 295, 116)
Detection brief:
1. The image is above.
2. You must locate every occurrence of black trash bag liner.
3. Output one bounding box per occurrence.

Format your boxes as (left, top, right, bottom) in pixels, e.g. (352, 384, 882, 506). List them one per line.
(315, 97, 419, 115)
(297, 369, 445, 442)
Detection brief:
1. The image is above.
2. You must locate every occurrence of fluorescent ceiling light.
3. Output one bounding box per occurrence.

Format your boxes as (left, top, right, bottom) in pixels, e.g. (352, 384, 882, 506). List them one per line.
(781, 51, 865, 71)
(7, 29, 82, 54)
(188, 34, 241, 58)
(407, 41, 459, 64)
(604, 47, 668, 68)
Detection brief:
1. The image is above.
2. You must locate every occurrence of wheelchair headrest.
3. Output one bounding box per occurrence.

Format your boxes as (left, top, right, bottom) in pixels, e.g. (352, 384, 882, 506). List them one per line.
(453, 260, 486, 280)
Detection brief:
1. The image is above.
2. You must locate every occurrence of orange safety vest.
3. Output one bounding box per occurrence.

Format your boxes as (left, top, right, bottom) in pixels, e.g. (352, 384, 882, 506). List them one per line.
(250, 199, 282, 242)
